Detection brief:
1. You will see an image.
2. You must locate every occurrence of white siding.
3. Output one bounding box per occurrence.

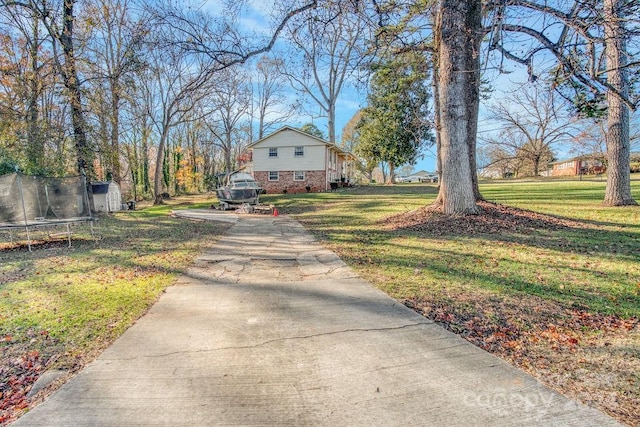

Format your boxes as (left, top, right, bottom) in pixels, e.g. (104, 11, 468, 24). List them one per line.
(252, 129, 327, 172)
(107, 183, 122, 211)
(93, 194, 108, 212)
(92, 182, 122, 212)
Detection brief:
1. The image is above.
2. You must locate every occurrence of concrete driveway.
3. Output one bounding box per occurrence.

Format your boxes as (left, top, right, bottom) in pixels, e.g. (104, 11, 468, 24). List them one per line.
(13, 211, 619, 426)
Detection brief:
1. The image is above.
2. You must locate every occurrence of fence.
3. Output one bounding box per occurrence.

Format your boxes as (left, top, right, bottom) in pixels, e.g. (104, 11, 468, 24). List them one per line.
(0, 172, 96, 251)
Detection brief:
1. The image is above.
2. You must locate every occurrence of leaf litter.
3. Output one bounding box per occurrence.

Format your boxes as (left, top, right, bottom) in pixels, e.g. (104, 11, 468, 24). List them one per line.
(387, 201, 639, 426)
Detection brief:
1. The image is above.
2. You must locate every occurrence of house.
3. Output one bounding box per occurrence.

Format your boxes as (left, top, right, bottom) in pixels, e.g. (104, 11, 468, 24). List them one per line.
(412, 170, 431, 178)
(245, 126, 357, 194)
(91, 181, 122, 212)
(479, 162, 517, 179)
(549, 155, 605, 177)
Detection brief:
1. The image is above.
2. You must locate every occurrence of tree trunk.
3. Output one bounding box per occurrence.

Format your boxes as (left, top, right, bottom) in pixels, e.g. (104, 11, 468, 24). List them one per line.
(142, 127, 151, 195)
(225, 134, 233, 175)
(467, 87, 481, 200)
(432, 52, 443, 184)
(462, 6, 483, 201)
(434, 0, 481, 214)
(57, 0, 95, 212)
(328, 100, 336, 144)
(26, 11, 43, 173)
(258, 113, 265, 140)
(110, 81, 122, 185)
(60, 0, 92, 177)
(154, 128, 169, 204)
(126, 143, 138, 202)
(603, 0, 636, 206)
(466, 57, 482, 200)
(380, 162, 387, 184)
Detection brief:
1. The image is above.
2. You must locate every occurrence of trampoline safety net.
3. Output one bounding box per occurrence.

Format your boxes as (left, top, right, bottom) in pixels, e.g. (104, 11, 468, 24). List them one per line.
(0, 172, 92, 225)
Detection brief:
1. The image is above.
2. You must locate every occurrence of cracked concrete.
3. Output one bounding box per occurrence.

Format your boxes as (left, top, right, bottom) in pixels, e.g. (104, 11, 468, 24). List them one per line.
(13, 211, 619, 426)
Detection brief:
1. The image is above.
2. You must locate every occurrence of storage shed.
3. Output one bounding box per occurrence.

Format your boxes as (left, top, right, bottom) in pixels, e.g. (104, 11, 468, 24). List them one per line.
(91, 181, 122, 212)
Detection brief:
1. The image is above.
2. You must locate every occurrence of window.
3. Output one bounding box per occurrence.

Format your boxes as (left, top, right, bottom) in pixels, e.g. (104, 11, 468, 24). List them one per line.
(294, 146, 304, 157)
(269, 171, 279, 181)
(269, 147, 278, 158)
(294, 171, 305, 181)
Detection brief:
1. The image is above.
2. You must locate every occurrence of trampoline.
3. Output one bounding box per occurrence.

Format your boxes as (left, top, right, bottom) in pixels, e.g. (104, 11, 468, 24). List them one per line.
(0, 172, 97, 251)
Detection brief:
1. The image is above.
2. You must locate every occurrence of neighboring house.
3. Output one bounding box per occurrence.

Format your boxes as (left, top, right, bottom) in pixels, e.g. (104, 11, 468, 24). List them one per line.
(245, 126, 357, 194)
(91, 181, 122, 212)
(412, 170, 431, 178)
(479, 164, 505, 179)
(549, 155, 606, 177)
(479, 161, 516, 179)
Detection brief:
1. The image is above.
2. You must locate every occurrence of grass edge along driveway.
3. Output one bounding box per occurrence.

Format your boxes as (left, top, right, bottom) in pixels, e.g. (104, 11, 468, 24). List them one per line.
(262, 179, 639, 426)
(0, 197, 231, 424)
(1, 180, 639, 425)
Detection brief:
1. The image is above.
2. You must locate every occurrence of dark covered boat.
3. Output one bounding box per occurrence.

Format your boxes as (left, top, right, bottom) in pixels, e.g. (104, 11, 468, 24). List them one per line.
(215, 172, 262, 210)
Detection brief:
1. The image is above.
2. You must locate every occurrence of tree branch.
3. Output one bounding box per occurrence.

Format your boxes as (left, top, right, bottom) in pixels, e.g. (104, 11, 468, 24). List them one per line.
(495, 23, 638, 111)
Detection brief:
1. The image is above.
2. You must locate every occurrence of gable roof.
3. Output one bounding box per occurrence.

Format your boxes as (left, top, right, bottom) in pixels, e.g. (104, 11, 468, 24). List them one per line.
(248, 125, 357, 161)
(91, 181, 118, 195)
(248, 126, 330, 148)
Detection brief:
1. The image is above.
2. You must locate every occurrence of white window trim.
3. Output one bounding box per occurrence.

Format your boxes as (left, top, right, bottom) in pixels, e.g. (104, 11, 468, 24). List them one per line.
(294, 171, 305, 181)
(269, 171, 279, 181)
(269, 147, 278, 158)
(294, 146, 304, 157)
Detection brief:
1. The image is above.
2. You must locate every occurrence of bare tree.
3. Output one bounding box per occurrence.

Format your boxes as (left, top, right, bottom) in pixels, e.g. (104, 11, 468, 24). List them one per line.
(142, 37, 216, 204)
(569, 120, 607, 162)
(1, 0, 95, 177)
(278, 1, 368, 143)
(252, 56, 299, 140)
(0, 6, 48, 172)
(340, 109, 362, 153)
(83, 0, 146, 184)
(124, 88, 154, 200)
(488, 0, 638, 205)
(149, 0, 319, 73)
(481, 85, 578, 176)
(140, 0, 317, 198)
(0, 5, 50, 172)
(206, 67, 252, 175)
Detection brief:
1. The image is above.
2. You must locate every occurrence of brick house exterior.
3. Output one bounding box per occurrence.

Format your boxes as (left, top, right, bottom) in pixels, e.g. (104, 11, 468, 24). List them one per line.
(549, 155, 606, 177)
(243, 127, 356, 194)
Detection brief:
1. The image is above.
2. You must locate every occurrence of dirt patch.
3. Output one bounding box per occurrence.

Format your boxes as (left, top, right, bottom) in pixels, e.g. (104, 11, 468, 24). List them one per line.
(383, 201, 586, 235)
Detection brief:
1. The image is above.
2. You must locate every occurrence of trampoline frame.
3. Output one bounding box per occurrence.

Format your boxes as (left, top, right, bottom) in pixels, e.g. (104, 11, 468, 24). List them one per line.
(0, 172, 97, 251)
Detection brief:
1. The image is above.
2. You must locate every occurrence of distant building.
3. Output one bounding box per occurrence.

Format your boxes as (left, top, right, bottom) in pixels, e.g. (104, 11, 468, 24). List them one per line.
(91, 181, 122, 212)
(479, 160, 517, 179)
(412, 170, 431, 178)
(549, 155, 605, 177)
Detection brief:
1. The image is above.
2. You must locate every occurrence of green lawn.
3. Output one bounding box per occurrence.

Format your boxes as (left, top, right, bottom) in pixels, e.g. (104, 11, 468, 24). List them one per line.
(262, 179, 640, 317)
(1, 180, 638, 425)
(0, 196, 231, 423)
(260, 178, 639, 424)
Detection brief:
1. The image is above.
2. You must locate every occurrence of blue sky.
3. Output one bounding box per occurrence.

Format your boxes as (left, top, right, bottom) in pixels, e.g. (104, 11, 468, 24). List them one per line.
(200, 0, 638, 174)
(196, 0, 481, 173)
